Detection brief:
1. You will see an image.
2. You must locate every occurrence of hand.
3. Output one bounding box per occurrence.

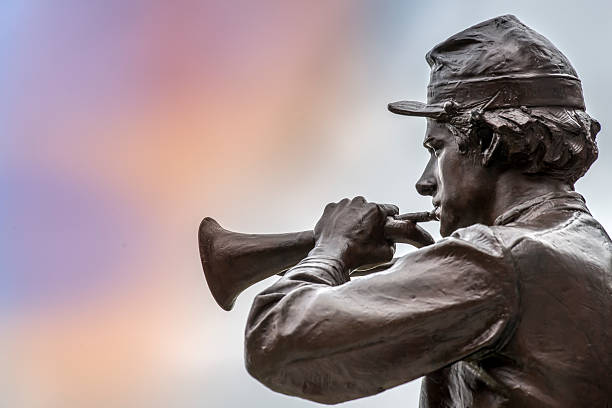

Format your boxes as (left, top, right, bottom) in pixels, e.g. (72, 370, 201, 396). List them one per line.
(311, 197, 398, 270)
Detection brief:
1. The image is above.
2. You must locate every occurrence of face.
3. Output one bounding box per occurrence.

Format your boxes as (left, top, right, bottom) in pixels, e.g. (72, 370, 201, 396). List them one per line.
(416, 120, 497, 237)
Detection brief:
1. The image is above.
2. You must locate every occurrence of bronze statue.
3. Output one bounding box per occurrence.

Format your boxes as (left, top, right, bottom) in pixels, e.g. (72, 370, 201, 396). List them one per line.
(199, 15, 611, 406)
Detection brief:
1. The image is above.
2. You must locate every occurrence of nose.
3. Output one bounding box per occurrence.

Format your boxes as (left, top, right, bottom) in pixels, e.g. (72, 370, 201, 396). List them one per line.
(415, 155, 437, 196)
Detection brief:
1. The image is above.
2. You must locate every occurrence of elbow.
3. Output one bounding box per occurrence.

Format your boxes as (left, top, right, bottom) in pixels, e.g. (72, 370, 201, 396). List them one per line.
(244, 323, 284, 386)
(243, 294, 307, 388)
(244, 343, 269, 384)
(244, 331, 361, 405)
(244, 293, 356, 404)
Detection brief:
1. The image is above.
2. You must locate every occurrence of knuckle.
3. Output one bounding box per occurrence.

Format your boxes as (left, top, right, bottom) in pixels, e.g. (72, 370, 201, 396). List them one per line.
(324, 202, 336, 211)
(367, 203, 380, 213)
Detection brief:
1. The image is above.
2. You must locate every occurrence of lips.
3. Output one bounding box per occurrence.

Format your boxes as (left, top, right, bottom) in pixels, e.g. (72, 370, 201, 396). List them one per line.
(432, 201, 442, 221)
(433, 206, 442, 220)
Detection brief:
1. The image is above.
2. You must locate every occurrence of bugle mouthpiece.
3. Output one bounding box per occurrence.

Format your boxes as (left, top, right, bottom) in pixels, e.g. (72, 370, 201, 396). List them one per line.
(393, 210, 438, 223)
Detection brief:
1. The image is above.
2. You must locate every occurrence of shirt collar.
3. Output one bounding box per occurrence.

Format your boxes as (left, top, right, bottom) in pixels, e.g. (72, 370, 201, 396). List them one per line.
(493, 191, 590, 226)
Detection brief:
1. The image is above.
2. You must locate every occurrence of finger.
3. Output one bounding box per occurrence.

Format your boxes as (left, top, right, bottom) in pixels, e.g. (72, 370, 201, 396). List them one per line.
(378, 203, 400, 217)
(383, 218, 408, 240)
(410, 224, 435, 247)
(383, 219, 435, 248)
(352, 196, 366, 204)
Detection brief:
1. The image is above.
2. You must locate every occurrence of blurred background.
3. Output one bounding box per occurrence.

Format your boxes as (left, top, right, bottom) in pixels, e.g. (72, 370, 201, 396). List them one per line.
(2, 1, 610, 407)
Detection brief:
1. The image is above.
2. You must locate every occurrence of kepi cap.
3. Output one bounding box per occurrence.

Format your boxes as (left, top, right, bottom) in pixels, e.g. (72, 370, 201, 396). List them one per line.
(388, 15, 586, 120)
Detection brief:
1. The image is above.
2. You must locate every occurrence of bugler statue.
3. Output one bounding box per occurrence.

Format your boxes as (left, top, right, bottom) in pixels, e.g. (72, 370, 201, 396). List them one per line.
(200, 15, 610, 407)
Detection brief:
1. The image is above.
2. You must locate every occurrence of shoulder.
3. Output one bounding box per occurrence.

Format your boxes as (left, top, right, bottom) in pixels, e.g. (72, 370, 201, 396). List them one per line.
(392, 223, 520, 323)
(450, 223, 506, 256)
(486, 210, 605, 255)
(402, 223, 510, 264)
(397, 223, 515, 285)
(489, 212, 612, 277)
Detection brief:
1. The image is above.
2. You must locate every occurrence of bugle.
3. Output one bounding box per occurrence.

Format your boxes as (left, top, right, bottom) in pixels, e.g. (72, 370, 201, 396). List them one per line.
(199, 211, 436, 311)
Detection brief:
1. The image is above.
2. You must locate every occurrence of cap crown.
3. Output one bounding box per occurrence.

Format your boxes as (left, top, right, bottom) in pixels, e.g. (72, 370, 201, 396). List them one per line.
(426, 15, 578, 86)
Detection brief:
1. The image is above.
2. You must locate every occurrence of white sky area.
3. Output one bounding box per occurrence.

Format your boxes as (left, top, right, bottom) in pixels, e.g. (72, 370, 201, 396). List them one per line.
(198, 2, 612, 408)
(3, 1, 608, 407)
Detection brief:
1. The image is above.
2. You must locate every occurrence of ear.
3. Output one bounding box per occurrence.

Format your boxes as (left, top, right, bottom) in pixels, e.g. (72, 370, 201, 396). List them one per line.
(481, 132, 501, 167)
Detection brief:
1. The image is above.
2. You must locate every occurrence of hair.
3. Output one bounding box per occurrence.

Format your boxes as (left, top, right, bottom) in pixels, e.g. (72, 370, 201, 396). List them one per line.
(444, 107, 601, 186)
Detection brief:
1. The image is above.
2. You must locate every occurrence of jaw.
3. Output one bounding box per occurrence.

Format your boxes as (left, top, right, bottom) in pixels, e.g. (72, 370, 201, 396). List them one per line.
(439, 215, 457, 237)
(438, 207, 457, 237)
(438, 204, 491, 237)
(437, 175, 500, 237)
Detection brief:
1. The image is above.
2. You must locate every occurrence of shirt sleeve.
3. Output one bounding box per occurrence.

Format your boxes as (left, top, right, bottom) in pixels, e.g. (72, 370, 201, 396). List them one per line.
(244, 225, 519, 404)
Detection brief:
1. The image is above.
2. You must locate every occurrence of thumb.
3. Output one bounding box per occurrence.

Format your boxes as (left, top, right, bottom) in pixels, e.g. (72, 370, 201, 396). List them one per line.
(378, 203, 400, 217)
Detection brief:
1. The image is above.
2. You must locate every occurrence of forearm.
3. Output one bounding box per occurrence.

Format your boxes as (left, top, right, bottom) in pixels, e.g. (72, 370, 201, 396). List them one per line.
(244, 253, 382, 404)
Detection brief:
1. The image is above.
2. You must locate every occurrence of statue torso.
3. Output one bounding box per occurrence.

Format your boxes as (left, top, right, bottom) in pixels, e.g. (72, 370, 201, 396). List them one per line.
(421, 198, 612, 407)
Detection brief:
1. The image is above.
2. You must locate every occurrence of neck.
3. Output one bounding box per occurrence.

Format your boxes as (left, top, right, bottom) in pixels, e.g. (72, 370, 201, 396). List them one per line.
(488, 171, 572, 224)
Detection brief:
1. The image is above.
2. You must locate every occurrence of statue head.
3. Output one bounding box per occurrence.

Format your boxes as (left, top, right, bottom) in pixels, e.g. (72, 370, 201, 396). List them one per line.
(388, 15, 600, 236)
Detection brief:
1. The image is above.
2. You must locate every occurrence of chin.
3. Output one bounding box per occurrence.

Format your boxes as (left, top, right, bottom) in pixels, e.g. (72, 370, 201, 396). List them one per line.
(439, 214, 469, 237)
(439, 221, 454, 237)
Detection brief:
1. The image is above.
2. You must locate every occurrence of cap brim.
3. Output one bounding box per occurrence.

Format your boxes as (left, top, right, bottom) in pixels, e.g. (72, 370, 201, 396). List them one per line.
(387, 100, 446, 119)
